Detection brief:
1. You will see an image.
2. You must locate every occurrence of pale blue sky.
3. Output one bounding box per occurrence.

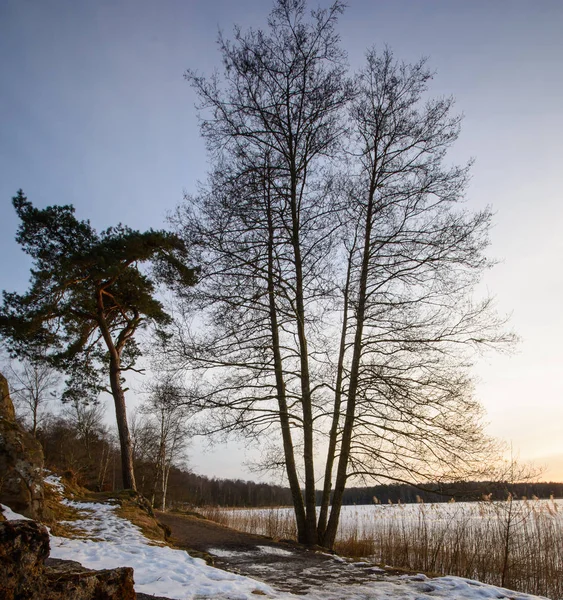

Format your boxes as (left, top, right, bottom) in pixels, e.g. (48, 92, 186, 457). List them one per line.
(1, 0, 562, 480)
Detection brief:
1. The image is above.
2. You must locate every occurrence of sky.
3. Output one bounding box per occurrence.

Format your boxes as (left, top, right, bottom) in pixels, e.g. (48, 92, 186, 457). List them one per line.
(1, 0, 562, 481)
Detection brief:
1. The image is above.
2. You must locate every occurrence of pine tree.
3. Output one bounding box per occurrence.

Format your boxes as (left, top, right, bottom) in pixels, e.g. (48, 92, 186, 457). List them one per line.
(0, 190, 196, 489)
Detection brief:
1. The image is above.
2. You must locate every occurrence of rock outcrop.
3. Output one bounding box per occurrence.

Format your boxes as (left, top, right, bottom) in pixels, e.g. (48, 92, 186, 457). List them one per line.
(0, 372, 45, 519)
(0, 519, 136, 600)
(0, 373, 138, 598)
(0, 518, 50, 597)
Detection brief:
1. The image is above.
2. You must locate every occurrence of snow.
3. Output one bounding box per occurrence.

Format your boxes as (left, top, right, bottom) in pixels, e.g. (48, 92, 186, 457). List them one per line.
(0, 498, 550, 600)
(1, 503, 31, 521)
(210, 545, 294, 558)
(257, 545, 294, 556)
(44, 473, 65, 494)
(47, 500, 273, 599)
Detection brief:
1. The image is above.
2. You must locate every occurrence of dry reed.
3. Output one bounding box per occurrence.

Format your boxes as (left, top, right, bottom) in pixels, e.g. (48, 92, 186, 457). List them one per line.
(197, 498, 563, 598)
(198, 505, 297, 541)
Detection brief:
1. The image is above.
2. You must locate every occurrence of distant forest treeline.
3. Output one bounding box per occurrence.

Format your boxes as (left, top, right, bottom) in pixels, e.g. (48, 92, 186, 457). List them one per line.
(338, 481, 563, 505)
(25, 406, 563, 508)
(167, 471, 563, 508)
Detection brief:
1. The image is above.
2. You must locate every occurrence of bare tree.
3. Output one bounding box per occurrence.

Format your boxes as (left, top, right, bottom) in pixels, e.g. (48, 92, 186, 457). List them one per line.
(165, 1, 513, 547)
(131, 377, 191, 510)
(170, 0, 351, 545)
(6, 358, 59, 436)
(62, 399, 107, 462)
(317, 48, 513, 547)
(129, 409, 158, 477)
(143, 377, 191, 511)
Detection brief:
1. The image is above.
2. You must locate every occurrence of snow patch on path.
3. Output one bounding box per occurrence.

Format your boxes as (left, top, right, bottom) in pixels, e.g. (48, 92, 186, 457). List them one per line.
(257, 545, 295, 556)
(48, 500, 274, 599)
(209, 545, 295, 558)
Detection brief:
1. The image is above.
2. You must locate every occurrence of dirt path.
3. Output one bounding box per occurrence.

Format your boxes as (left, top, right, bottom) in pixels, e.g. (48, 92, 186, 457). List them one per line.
(156, 511, 402, 596)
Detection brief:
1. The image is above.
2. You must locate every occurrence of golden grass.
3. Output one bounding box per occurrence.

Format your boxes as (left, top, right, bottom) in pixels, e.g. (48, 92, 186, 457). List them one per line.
(43, 475, 168, 544)
(333, 531, 375, 559)
(197, 498, 563, 599)
(197, 506, 297, 541)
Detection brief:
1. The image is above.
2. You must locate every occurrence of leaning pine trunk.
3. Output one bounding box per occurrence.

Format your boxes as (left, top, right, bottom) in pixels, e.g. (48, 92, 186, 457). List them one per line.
(97, 290, 137, 491)
(108, 353, 137, 491)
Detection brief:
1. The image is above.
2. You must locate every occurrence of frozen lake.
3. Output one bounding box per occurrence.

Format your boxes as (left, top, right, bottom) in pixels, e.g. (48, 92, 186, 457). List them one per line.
(200, 498, 563, 598)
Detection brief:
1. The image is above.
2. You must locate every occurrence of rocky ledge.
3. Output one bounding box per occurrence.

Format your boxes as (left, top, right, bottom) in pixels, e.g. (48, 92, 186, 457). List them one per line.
(0, 371, 140, 599)
(0, 518, 136, 600)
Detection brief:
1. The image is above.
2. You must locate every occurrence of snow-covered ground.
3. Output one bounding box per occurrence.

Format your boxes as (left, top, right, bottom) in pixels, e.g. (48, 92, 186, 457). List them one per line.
(50, 502, 273, 598)
(0, 480, 551, 600)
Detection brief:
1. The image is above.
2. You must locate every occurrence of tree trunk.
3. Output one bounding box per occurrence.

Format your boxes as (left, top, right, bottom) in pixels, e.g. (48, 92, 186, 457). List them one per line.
(317, 246, 354, 545)
(97, 443, 110, 492)
(289, 173, 318, 546)
(157, 437, 166, 509)
(162, 460, 171, 512)
(108, 353, 137, 491)
(265, 174, 307, 542)
(31, 370, 39, 437)
(96, 290, 137, 491)
(31, 403, 38, 437)
(324, 187, 375, 549)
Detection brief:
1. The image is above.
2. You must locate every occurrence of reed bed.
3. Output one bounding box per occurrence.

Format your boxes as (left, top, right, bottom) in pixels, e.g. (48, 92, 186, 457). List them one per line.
(197, 498, 563, 599)
(198, 505, 297, 541)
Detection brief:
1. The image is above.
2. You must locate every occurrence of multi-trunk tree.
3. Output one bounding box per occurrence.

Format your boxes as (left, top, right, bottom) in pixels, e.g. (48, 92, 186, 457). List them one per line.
(0, 191, 196, 490)
(166, 0, 513, 548)
(169, 0, 351, 543)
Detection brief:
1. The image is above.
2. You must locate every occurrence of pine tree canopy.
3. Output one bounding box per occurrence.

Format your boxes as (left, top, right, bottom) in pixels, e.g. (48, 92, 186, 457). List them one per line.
(0, 190, 196, 402)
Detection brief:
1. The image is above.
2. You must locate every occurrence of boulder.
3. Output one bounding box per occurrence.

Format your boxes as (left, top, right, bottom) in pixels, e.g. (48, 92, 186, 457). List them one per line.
(0, 372, 45, 519)
(0, 519, 50, 598)
(0, 374, 138, 599)
(44, 559, 136, 600)
(0, 519, 136, 600)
